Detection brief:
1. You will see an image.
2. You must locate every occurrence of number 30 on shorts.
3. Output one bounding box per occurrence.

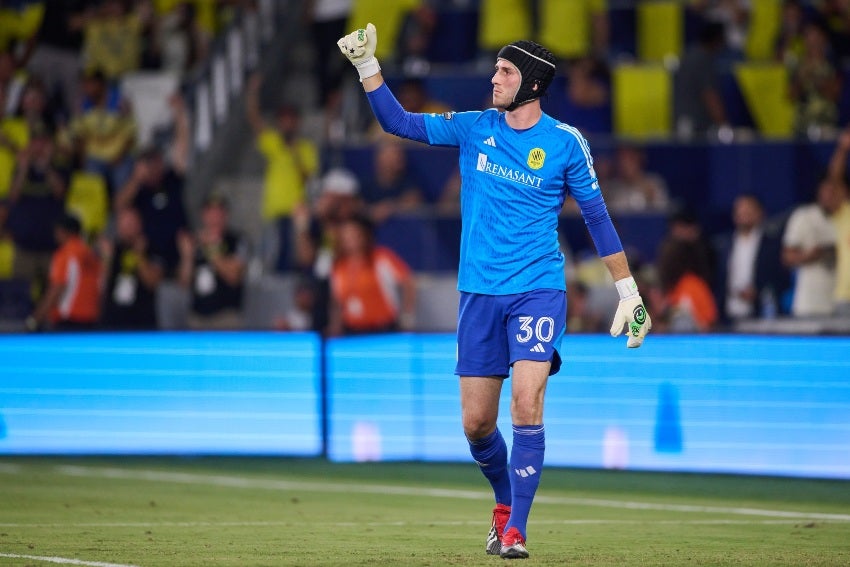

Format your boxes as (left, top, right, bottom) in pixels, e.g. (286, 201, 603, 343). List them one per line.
(515, 316, 555, 344)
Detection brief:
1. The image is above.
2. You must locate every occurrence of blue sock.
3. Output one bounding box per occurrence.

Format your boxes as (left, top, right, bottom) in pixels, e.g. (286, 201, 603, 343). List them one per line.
(504, 424, 545, 540)
(468, 428, 511, 506)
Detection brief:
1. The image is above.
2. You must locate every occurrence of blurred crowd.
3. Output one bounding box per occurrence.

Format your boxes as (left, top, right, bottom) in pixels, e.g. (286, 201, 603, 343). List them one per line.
(0, 0, 259, 332)
(2, 0, 850, 336)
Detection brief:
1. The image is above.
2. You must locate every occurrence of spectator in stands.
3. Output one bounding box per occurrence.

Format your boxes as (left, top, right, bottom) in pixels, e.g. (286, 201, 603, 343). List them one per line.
(775, 0, 806, 67)
(114, 94, 190, 275)
(61, 69, 136, 193)
(99, 206, 163, 330)
(0, 50, 27, 117)
(689, 0, 750, 58)
(154, 1, 207, 75)
(395, 2, 438, 75)
(361, 139, 425, 224)
(713, 194, 790, 323)
(604, 145, 670, 214)
(659, 208, 715, 285)
(674, 22, 730, 139)
(327, 215, 416, 336)
(26, 212, 100, 331)
(293, 167, 364, 332)
(558, 56, 611, 136)
(6, 124, 66, 297)
(0, 0, 44, 69)
(788, 20, 842, 137)
(306, 0, 352, 107)
(27, 0, 87, 116)
(565, 279, 604, 333)
(783, 175, 841, 317)
(657, 238, 719, 332)
(15, 77, 57, 135)
(245, 72, 319, 269)
(177, 194, 248, 330)
(809, 124, 850, 316)
(396, 77, 450, 115)
(813, 0, 850, 64)
(79, 0, 151, 80)
(0, 87, 29, 198)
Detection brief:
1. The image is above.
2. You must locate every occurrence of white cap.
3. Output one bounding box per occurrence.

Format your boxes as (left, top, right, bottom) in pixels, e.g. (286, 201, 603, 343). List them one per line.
(321, 168, 360, 196)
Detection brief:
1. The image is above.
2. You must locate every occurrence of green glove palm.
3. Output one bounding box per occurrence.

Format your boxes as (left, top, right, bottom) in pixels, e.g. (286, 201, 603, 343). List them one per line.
(610, 277, 652, 348)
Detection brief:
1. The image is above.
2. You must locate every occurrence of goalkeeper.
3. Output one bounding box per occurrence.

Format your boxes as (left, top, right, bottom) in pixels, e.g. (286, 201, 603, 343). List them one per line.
(338, 24, 651, 559)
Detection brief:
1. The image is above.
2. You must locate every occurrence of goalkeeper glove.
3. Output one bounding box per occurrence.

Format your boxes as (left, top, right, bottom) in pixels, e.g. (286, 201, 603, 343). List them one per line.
(610, 276, 652, 348)
(337, 23, 380, 81)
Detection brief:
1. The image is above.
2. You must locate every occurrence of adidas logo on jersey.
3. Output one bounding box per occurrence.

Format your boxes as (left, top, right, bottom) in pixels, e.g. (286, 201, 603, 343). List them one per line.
(530, 343, 545, 353)
(483, 136, 496, 147)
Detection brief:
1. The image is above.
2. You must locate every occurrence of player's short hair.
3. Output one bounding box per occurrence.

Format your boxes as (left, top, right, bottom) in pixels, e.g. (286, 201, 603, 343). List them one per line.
(496, 40, 556, 111)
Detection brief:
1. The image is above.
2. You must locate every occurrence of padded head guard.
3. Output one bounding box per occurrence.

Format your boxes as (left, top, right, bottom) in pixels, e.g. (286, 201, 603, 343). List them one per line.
(496, 40, 556, 111)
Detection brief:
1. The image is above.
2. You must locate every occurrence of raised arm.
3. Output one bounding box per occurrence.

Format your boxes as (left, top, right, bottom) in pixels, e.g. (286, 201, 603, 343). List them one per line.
(828, 127, 850, 183)
(337, 23, 429, 143)
(169, 93, 191, 175)
(244, 72, 266, 136)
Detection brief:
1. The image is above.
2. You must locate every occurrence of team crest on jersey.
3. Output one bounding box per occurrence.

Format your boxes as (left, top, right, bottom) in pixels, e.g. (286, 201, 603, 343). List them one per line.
(527, 148, 546, 170)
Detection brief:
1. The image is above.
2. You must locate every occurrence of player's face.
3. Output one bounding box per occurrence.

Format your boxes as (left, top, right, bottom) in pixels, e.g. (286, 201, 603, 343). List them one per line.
(492, 59, 520, 109)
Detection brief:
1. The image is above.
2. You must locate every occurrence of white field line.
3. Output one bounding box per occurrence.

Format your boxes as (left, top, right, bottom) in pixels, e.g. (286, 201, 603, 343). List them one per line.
(0, 519, 831, 529)
(48, 465, 850, 522)
(0, 553, 139, 567)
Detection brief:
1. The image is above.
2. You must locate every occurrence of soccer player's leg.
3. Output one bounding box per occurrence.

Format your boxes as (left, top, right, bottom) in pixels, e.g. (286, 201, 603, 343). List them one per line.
(456, 292, 512, 554)
(501, 290, 567, 559)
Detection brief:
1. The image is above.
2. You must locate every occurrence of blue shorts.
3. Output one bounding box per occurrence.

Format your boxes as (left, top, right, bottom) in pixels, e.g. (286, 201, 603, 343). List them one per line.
(455, 289, 566, 378)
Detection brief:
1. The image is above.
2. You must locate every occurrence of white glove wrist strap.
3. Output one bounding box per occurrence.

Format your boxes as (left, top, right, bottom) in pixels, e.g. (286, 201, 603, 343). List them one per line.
(615, 276, 639, 300)
(355, 57, 380, 81)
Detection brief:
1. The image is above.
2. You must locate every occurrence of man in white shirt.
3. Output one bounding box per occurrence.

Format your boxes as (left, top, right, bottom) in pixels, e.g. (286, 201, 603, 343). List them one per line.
(783, 178, 841, 317)
(725, 195, 764, 319)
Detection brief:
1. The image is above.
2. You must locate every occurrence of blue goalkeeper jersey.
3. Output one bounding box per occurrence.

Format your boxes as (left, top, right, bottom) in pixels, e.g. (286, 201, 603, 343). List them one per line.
(423, 109, 601, 295)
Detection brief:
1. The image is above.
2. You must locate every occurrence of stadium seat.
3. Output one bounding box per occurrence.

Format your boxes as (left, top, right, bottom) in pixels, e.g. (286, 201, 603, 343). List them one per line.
(612, 63, 671, 138)
(734, 63, 795, 138)
(66, 171, 109, 237)
(0, 117, 29, 198)
(478, 0, 532, 53)
(0, 1, 43, 51)
(637, 0, 682, 63)
(538, 0, 598, 59)
(745, 0, 782, 61)
(0, 237, 13, 279)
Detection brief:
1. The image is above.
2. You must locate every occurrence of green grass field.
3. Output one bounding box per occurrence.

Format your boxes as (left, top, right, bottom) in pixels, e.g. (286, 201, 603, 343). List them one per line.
(1, 457, 849, 566)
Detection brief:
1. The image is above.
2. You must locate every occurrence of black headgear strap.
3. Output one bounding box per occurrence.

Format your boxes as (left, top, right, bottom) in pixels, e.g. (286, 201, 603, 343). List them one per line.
(496, 40, 556, 111)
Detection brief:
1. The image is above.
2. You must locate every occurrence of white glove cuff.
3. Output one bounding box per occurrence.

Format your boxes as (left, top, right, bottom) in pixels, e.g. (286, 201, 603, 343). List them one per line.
(355, 57, 381, 81)
(615, 276, 639, 300)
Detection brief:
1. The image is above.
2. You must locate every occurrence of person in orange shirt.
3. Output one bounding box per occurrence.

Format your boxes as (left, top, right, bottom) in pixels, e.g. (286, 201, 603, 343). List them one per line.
(328, 215, 416, 335)
(657, 238, 719, 332)
(27, 213, 101, 331)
